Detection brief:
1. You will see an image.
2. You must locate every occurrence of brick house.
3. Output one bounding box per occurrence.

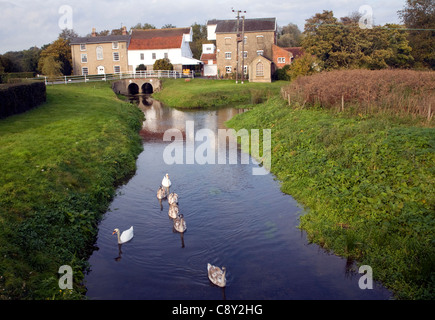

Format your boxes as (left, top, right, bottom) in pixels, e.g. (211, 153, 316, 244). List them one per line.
(70, 27, 130, 75)
(207, 18, 277, 78)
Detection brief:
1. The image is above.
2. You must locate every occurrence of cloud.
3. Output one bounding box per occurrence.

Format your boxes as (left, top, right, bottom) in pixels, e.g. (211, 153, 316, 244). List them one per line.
(0, 0, 404, 53)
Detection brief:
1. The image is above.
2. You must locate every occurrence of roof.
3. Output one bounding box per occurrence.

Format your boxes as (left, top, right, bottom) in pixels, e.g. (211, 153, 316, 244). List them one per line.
(129, 28, 191, 50)
(210, 18, 276, 33)
(284, 47, 304, 58)
(70, 34, 130, 45)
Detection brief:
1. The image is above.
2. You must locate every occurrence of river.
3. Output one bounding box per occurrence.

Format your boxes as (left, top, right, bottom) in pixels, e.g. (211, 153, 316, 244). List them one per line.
(84, 95, 392, 300)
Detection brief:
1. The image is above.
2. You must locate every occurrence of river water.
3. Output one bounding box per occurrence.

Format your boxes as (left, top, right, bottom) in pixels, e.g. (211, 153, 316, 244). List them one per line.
(84, 95, 392, 300)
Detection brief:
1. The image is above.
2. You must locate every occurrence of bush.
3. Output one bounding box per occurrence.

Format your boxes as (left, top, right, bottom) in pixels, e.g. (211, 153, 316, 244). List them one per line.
(153, 58, 173, 71)
(0, 82, 46, 119)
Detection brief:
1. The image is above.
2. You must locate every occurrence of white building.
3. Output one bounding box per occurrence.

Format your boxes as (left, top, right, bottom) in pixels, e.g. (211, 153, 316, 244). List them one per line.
(128, 27, 202, 73)
(200, 43, 217, 77)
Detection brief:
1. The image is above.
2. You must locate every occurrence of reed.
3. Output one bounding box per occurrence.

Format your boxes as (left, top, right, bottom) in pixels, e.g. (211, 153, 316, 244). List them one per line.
(283, 69, 435, 121)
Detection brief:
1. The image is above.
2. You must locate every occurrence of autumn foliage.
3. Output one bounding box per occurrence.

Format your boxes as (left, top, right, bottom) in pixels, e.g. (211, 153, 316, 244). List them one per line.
(283, 69, 435, 119)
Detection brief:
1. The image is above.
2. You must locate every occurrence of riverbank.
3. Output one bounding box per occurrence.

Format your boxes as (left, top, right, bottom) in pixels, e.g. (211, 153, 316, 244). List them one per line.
(153, 78, 285, 108)
(226, 96, 434, 300)
(0, 82, 144, 299)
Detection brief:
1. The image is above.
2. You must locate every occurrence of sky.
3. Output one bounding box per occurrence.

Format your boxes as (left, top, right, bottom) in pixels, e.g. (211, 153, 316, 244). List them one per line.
(0, 0, 407, 54)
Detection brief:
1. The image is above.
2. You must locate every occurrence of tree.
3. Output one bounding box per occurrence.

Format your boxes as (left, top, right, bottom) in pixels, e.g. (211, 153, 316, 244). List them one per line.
(190, 22, 209, 60)
(286, 53, 322, 80)
(399, 0, 435, 69)
(302, 11, 413, 70)
(162, 24, 176, 29)
(40, 56, 63, 78)
(38, 38, 72, 75)
(153, 58, 173, 70)
(277, 23, 302, 47)
(131, 23, 156, 30)
(58, 28, 78, 41)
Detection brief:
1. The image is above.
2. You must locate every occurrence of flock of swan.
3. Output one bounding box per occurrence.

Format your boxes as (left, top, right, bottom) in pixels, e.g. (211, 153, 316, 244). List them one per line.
(112, 173, 226, 288)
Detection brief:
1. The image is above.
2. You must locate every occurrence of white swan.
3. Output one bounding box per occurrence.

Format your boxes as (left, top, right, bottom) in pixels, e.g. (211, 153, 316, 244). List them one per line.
(162, 173, 171, 191)
(207, 263, 226, 287)
(173, 214, 186, 233)
(168, 203, 179, 219)
(112, 226, 134, 244)
(156, 186, 166, 199)
(168, 192, 178, 205)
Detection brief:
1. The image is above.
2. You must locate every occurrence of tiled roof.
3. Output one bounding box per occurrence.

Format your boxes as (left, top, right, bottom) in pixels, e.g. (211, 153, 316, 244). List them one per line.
(211, 18, 276, 33)
(200, 53, 217, 61)
(129, 28, 190, 50)
(284, 47, 304, 58)
(70, 35, 130, 45)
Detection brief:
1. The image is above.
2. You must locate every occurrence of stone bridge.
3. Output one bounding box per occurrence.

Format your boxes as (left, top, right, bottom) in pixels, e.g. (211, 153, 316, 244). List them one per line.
(111, 78, 162, 95)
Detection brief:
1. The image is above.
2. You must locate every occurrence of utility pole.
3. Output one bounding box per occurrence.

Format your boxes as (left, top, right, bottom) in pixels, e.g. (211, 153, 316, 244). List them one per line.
(232, 9, 246, 84)
(241, 14, 246, 84)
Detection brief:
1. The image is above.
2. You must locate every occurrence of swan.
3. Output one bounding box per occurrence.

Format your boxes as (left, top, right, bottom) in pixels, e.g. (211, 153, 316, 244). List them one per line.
(168, 203, 179, 219)
(207, 263, 226, 287)
(112, 226, 134, 244)
(162, 173, 171, 192)
(156, 186, 166, 199)
(168, 192, 178, 205)
(173, 214, 186, 233)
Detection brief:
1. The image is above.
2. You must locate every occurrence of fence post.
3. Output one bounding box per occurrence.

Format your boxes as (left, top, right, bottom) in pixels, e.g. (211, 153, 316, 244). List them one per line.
(64, 76, 67, 85)
(45, 76, 47, 85)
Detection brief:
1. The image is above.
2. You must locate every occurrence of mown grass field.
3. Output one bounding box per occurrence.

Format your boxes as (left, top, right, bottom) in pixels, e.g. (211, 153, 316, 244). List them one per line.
(0, 82, 143, 299)
(153, 78, 286, 108)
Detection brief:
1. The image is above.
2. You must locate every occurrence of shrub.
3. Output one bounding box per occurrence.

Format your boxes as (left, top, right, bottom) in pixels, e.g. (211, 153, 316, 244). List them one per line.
(153, 58, 173, 71)
(0, 82, 46, 119)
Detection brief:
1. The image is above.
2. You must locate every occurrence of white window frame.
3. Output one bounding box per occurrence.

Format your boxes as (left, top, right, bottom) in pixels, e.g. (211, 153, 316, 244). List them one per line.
(256, 62, 264, 77)
(81, 53, 88, 63)
(140, 53, 144, 60)
(225, 66, 232, 73)
(112, 41, 119, 49)
(114, 65, 121, 74)
(243, 51, 248, 58)
(152, 53, 156, 60)
(80, 43, 86, 51)
(257, 50, 264, 56)
(82, 67, 88, 75)
(225, 52, 231, 60)
(113, 52, 120, 61)
(96, 46, 103, 60)
(278, 57, 285, 63)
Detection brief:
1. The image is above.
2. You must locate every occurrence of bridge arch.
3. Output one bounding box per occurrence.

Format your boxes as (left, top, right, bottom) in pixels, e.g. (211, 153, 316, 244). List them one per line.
(128, 83, 140, 95)
(142, 82, 153, 94)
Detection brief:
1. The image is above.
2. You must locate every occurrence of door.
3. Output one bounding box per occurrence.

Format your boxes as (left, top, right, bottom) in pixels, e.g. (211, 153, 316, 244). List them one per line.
(97, 66, 105, 74)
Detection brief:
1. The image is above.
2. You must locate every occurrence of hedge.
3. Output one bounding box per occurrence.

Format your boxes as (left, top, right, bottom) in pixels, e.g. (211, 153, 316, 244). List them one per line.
(0, 82, 46, 119)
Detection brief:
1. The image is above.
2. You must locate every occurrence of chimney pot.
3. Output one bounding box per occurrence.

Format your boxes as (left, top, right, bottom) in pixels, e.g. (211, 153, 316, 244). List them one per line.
(92, 27, 96, 37)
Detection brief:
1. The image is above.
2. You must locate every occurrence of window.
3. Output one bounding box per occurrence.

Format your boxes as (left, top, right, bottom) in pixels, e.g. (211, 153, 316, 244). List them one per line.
(225, 52, 231, 60)
(114, 66, 121, 73)
(256, 62, 264, 77)
(256, 35, 264, 44)
(225, 66, 232, 73)
(140, 53, 144, 60)
(82, 67, 88, 75)
(243, 65, 248, 74)
(96, 46, 103, 60)
(164, 53, 168, 59)
(113, 52, 120, 61)
(112, 42, 119, 49)
(80, 44, 86, 51)
(243, 36, 247, 44)
(152, 53, 156, 59)
(278, 57, 285, 63)
(208, 59, 214, 65)
(225, 37, 231, 45)
(256, 50, 264, 56)
(81, 53, 88, 63)
(243, 51, 248, 59)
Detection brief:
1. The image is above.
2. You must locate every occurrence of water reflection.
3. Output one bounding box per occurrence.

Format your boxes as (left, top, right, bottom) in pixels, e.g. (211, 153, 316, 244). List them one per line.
(84, 97, 393, 300)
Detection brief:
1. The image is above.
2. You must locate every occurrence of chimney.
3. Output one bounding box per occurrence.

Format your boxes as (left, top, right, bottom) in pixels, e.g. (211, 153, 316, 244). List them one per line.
(122, 26, 127, 35)
(92, 27, 97, 37)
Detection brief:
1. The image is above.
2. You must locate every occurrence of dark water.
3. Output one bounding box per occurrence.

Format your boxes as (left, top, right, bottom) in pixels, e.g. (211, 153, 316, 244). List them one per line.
(84, 95, 392, 300)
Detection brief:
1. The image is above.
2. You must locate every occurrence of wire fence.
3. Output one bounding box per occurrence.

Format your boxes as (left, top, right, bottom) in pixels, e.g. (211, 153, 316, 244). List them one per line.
(30, 70, 195, 85)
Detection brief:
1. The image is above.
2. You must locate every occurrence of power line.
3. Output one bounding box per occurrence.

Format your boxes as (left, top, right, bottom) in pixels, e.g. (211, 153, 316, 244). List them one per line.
(306, 23, 435, 32)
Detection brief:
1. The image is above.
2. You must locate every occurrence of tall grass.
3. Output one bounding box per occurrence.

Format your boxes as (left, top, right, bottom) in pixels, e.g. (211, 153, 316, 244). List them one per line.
(283, 70, 435, 121)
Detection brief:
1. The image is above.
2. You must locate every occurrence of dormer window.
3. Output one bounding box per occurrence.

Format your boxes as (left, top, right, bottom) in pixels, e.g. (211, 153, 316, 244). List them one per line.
(112, 42, 119, 49)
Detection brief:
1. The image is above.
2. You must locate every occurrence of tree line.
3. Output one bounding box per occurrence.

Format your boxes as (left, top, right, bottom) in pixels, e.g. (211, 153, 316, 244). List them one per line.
(1, 0, 433, 79)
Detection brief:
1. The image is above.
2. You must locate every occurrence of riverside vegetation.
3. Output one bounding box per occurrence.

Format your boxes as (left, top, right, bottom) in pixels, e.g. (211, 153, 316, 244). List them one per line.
(224, 71, 435, 300)
(0, 82, 144, 299)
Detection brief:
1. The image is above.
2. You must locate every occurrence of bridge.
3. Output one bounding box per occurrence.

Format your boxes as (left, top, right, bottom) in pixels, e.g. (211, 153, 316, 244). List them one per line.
(111, 78, 163, 95)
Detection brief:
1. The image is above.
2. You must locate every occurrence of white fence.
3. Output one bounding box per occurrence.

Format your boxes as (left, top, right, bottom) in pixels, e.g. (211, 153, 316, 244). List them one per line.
(30, 70, 195, 85)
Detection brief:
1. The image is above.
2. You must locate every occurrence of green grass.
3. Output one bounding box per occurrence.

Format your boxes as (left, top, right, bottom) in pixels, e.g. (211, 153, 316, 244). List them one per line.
(0, 82, 144, 299)
(153, 78, 286, 108)
(226, 96, 435, 300)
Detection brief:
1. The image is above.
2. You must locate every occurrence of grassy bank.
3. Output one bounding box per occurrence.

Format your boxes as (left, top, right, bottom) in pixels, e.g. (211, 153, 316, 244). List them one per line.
(0, 82, 144, 299)
(153, 78, 285, 108)
(227, 95, 435, 299)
